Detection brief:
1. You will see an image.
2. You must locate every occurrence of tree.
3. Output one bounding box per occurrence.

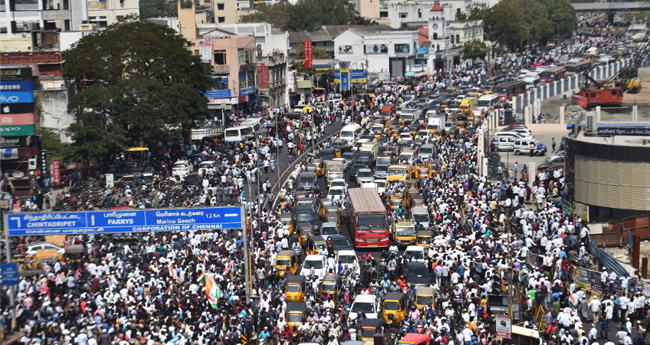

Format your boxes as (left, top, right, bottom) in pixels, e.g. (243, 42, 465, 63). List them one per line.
(484, 0, 526, 48)
(139, 0, 177, 18)
(36, 128, 67, 161)
(63, 18, 216, 162)
(456, 3, 488, 21)
(462, 39, 488, 61)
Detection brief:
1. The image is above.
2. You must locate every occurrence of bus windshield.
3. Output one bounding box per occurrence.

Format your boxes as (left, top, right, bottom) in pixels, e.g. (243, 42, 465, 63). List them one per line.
(357, 213, 387, 230)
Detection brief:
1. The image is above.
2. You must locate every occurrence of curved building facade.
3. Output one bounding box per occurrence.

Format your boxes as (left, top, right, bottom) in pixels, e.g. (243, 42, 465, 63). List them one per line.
(566, 132, 650, 222)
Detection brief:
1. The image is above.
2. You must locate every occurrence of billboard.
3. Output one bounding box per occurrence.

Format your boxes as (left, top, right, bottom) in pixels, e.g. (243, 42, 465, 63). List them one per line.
(0, 113, 35, 126)
(365, 44, 388, 54)
(0, 136, 32, 148)
(0, 67, 32, 81)
(0, 91, 34, 104)
(0, 125, 35, 136)
(260, 63, 267, 86)
(304, 40, 313, 69)
(199, 40, 212, 64)
(1, 103, 34, 114)
(394, 44, 410, 54)
(496, 315, 511, 339)
(0, 81, 33, 92)
(335, 69, 366, 84)
(296, 80, 312, 89)
(51, 161, 61, 185)
(205, 76, 230, 99)
(6, 207, 245, 236)
(337, 45, 353, 54)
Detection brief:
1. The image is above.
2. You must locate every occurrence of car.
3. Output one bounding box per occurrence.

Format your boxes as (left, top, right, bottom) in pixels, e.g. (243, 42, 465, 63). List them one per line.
(301, 254, 328, 281)
(335, 249, 361, 276)
(341, 151, 357, 163)
(332, 157, 351, 171)
(25, 242, 65, 257)
(404, 261, 432, 287)
(327, 235, 354, 252)
(539, 155, 565, 171)
(329, 178, 348, 192)
(182, 174, 202, 186)
(172, 159, 193, 178)
(350, 163, 366, 181)
(297, 172, 318, 192)
(321, 222, 339, 239)
(374, 164, 389, 179)
(375, 179, 388, 195)
(327, 186, 346, 202)
(398, 132, 413, 145)
(294, 206, 319, 228)
(356, 168, 375, 184)
(197, 161, 216, 176)
(404, 245, 427, 263)
(501, 123, 527, 132)
(349, 294, 381, 323)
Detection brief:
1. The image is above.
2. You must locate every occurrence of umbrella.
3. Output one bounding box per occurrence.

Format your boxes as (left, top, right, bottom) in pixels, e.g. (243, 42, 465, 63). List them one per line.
(405, 72, 416, 77)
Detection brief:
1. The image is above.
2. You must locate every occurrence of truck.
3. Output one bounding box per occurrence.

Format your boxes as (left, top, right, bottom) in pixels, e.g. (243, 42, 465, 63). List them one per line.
(425, 114, 446, 137)
(191, 127, 221, 140)
(360, 141, 379, 160)
(346, 188, 390, 248)
(325, 160, 344, 184)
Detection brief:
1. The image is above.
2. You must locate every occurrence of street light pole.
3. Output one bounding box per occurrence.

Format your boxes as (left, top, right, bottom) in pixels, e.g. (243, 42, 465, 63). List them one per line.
(551, 21, 561, 46)
(521, 25, 530, 51)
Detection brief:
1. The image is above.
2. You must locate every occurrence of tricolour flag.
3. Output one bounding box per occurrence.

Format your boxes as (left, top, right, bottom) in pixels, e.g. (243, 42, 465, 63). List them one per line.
(169, 262, 175, 278)
(223, 261, 233, 276)
(197, 272, 207, 283)
(568, 294, 576, 306)
(193, 248, 205, 262)
(167, 283, 173, 295)
(205, 274, 219, 309)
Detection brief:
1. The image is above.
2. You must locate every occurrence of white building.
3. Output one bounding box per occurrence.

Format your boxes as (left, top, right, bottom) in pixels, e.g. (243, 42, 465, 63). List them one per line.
(381, 0, 494, 29)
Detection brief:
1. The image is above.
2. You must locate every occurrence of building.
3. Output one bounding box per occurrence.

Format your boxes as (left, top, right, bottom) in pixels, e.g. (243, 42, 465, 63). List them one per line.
(212, 0, 236, 24)
(380, 0, 493, 29)
(355, 0, 381, 19)
(288, 24, 393, 60)
(0, 0, 138, 34)
(565, 121, 650, 222)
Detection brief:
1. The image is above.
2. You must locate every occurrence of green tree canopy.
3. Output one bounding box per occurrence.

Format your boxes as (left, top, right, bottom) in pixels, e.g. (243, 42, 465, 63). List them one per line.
(63, 18, 216, 162)
(139, 0, 178, 18)
(463, 39, 488, 61)
(240, 0, 374, 32)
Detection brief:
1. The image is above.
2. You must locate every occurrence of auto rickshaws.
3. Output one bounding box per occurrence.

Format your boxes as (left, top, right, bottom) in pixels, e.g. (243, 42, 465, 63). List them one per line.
(415, 287, 436, 310)
(383, 292, 408, 324)
(415, 165, 429, 180)
(65, 244, 85, 262)
(415, 230, 434, 247)
(325, 208, 340, 227)
(276, 250, 298, 277)
(285, 275, 307, 302)
(360, 319, 388, 342)
(306, 235, 328, 255)
(410, 195, 425, 210)
(398, 333, 431, 345)
(297, 222, 315, 246)
(321, 274, 342, 299)
(405, 179, 419, 190)
(389, 194, 404, 211)
(320, 200, 333, 219)
(286, 302, 307, 329)
(312, 159, 325, 177)
(294, 191, 310, 207)
(279, 213, 294, 234)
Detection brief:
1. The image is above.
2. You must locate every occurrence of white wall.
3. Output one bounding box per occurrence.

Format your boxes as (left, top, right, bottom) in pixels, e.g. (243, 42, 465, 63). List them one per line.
(333, 30, 365, 66)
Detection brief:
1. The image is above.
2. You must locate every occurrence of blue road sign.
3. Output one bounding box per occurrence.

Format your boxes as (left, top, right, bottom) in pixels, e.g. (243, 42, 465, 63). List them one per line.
(1, 263, 19, 285)
(6, 207, 244, 236)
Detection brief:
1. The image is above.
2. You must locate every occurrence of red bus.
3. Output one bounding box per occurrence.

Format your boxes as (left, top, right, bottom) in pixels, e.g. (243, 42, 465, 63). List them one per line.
(346, 188, 390, 248)
(493, 81, 526, 101)
(539, 66, 566, 83)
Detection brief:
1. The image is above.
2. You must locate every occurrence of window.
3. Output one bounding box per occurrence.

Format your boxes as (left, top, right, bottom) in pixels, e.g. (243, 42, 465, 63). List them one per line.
(217, 3, 224, 10)
(399, 12, 407, 18)
(433, 33, 438, 40)
(450, 36, 454, 44)
(218, 16, 225, 23)
(214, 50, 226, 65)
(417, 9, 421, 18)
(116, 15, 123, 21)
(380, 11, 388, 18)
(456, 35, 460, 44)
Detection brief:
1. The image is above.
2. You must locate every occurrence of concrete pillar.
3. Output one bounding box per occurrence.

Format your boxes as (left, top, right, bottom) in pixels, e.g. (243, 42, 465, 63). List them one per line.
(559, 105, 565, 125)
(535, 99, 542, 117)
(596, 106, 601, 122)
(528, 161, 536, 188)
(633, 105, 638, 122)
(524, 106, 531, 125)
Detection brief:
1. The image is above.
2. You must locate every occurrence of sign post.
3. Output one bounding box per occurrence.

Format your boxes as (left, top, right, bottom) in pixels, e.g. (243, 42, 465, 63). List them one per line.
(304, 40, 312, 69)
(1, 263, 18, 286)
(496, 314, 512, 339)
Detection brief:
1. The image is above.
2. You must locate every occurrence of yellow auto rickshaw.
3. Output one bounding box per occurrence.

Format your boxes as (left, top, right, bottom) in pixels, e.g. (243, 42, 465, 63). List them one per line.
(285, 275, 307, 302)
(405, 179, 420, 190)
(306, 235, 328, 255)
(415, 287, 436, 310)
(416, 230, 434, 248)
(278, 213, 294, 234)
(360, 318, 388, 342)
(287, 302, 307, 329)
(389, 194, 404, 211)
(276, 250, 298, 277)
(325, 209, 340, 227)
(321, 274, 342, 299)
(65, 244, 85, 262)
(320, 200, 333, 219)
(383, 292, 408, 324)
(297, 222, 315, 246)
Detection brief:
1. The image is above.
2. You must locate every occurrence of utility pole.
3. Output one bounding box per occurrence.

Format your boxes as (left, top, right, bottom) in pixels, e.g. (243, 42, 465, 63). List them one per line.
(242, 204, 251, 304)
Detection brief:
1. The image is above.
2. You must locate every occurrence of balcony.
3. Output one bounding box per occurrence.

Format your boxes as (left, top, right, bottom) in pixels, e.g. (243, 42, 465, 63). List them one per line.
(213, 65, 229, 74)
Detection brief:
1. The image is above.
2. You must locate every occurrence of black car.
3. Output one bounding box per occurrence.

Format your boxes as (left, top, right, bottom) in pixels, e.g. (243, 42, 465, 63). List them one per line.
(356, 152, 374, 169)
(332, 139, 353, 153)
(327, 235, 354, 252)
(404, 261, 433, 287)
(294, 206, 319, 228)
(183, 174, 202, 186)
(297, 172, 318, 192)
(349, 163, 366, 181)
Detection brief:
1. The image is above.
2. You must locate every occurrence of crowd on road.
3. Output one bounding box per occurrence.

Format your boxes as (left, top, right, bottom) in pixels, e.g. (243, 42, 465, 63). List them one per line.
(2, 22, 650, 345)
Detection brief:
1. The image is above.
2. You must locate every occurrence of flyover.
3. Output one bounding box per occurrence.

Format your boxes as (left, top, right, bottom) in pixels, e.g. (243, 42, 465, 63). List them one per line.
(572, 1, 650, 13)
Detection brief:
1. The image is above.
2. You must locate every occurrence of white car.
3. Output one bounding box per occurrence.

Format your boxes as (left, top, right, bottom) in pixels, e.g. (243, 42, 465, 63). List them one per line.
(172, 159, 193, 178)
(349, 294, 381, 323)
(329, 178, 348, 192)
(327, 186, 346, 201)
(198, 160, 216, 176)
(321, 222, 339, 239)
(356, 169, 375, 184)
(398, 133, 413, 145)
(375, 179, 387, 195)
(301, 255, 328, 281)
(335, 249, 361, 276)
(404, 245, 427, 263)
(25, 242, 65, 257)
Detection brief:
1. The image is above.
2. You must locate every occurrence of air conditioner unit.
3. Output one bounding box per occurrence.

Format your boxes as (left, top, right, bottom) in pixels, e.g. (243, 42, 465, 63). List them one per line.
(78, 23, 96, 31)
(586, 111, 597, 134)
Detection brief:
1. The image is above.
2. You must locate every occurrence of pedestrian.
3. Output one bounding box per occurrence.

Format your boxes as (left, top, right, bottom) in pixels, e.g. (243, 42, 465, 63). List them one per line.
(552, 137, 557, 152)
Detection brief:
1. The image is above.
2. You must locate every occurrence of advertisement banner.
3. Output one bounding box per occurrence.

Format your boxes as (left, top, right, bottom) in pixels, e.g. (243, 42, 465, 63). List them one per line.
(0, 135, 31, 148)
(304, 40, 313, 69)
(52, 161, 61, 185)
(106, 173, 114, 188)
(260, 63, 267, 86)
(416, 47, 429, 55)
(0, 113, 35, 126)
(394, 43, 410, 54)
(337, 45, 353, 54)
(1, 263, 19, 286)
(45, 235, 66, 246)
(205, 76, 230, 99)
(365, 44, 388, 54)
(0, 67, 32, 81)
(350, 70, 367, 83)
(0, 81, 34, 92)
(589, 271, 603, 293)
(0, 124, 35, 136)
(40, 150, 48, 177)
(1, 102, 34, 114)
(496, 315, 511, 339)
(573, 268, 591, 290)
(0, 148, 18, 160)
(296, 80, 312, 89)
(0, 91, 34, 104)
(239, 87, 256, 96)
(598, 127, 650, 136)
(199, 40, 212, 64)
(644, 282, 650, 297)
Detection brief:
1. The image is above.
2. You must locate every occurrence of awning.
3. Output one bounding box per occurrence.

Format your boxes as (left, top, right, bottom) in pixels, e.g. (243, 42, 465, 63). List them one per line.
(0, 148, 18, 160)
(404, 72, 415, 77)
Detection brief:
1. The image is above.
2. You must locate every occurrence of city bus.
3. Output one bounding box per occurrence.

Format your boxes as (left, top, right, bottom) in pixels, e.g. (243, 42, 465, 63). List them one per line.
(224, 118, 262, 143)
(477, 94, 499, 111)
(346, 188, 389, 248)
(565, 61, 591, 76)
(493, 81, 526, 101)
(539, 66, 566, 83)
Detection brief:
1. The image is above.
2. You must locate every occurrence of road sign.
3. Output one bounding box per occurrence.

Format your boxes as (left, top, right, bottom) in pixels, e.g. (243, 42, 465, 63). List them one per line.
(496, 314, 511, 339)
(1, 263, 19, 285)
(5, 207, 244, 236)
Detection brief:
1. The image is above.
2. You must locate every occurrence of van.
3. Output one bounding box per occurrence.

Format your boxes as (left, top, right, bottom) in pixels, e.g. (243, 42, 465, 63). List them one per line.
(492, 132, 524, 151)
(340, 124, 363, 145)
(513, 138, 547, 156)
(418, 144, 435, 160)
(459, 97, 477, 114)
(477, 94, 499, 111)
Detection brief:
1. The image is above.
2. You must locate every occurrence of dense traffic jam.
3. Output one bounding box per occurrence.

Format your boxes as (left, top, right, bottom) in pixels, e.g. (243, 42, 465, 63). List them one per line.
(4, 32, 648, 345)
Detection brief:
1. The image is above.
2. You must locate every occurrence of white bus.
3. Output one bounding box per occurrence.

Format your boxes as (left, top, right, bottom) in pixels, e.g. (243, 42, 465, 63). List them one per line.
(477, 94, 499, 111)
(340, 124, 363, 145)
(224, 118, 262, 143)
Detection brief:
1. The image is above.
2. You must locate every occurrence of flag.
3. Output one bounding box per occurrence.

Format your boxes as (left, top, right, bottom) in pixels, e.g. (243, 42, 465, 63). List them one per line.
(169, 262, 175, 278)
(167, 283, 173, 295)
(205, 274, 219, 308)
(197, 272, 207, 283)
(193, 248, 205, 262)
(223, 261, 233, 276)
(474, 207, 480, 217)
(568, 294, 576, 306)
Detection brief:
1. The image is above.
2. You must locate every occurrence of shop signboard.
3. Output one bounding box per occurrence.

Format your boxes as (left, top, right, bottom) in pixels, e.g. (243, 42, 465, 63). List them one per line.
(1, 103, 34, 114)
(0, 81, 34, 92)
(51, 161, 61, 185)
(0, 91, 34, 104)
(0, 124, 36, 136)
(0, 113, 35, 125)
(304, 40, 312, 69)
(589, 271, 603, 293)
(496, 315, 511, 339)
(573, 268, 590, 290)
(0, 67, 32, 81)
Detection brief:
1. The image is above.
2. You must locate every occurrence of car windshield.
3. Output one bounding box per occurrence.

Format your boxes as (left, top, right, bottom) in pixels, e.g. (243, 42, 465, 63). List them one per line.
(322, 226, 338, 235)
(331, 238, 351, 248)
(287, 313, 303, 323)
(305, 259, 323, 269)
(297, 213, 315, 222)
(351, 302, 375, 313)
(329, 172, 343, 179)
(358, 171, 372, 178)
(322, 282, 337, 291)
(376, 166, 388, 172)
(414, 214, 429, 223)
(420, 147, 433, 154)
(361, 328, 376, 338)
(299, 176, 313, 184)
(409, 265, 429, 277)
(338, 255, 355, 264)
(416, 295, 433, 306)
(407, 250, 424, 259)
(384, 301, 400, 311)
(329, 189, 344, 196)
(357, 213, 387, 230)
(174, 164, 187, 169)
(396, 226, 415, 236)
(388, 167, 406, 175)
(286, 284, 302, 293)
